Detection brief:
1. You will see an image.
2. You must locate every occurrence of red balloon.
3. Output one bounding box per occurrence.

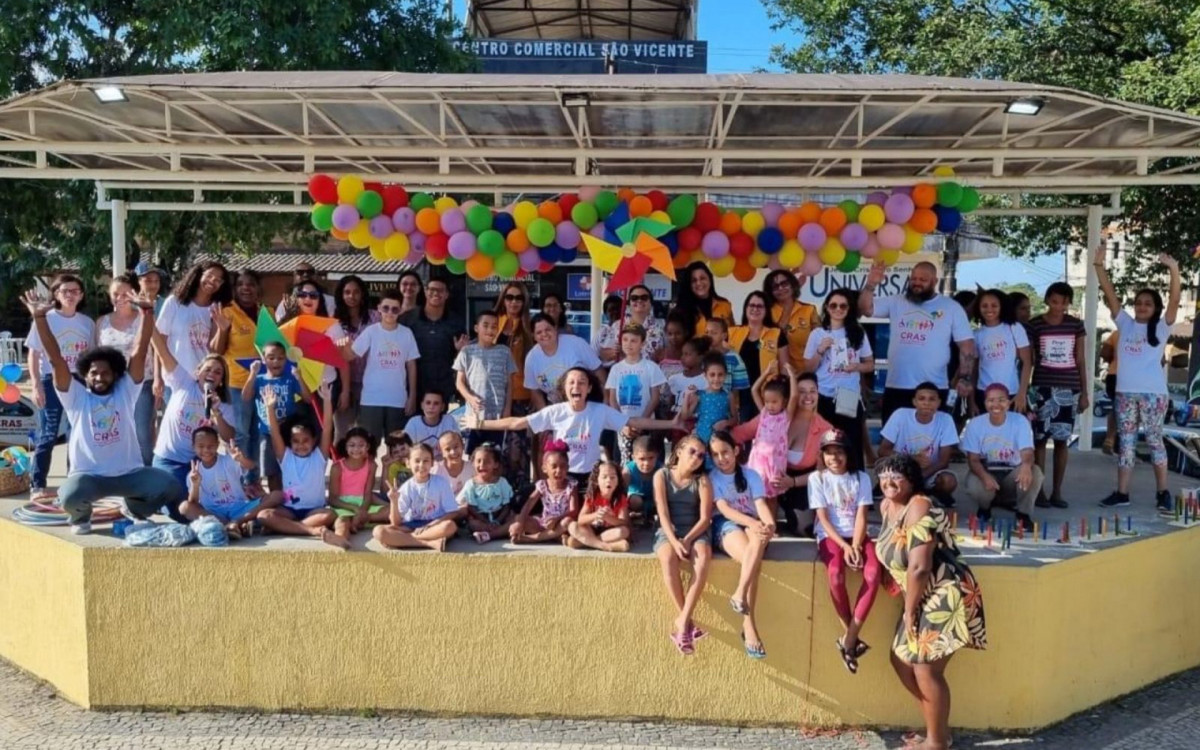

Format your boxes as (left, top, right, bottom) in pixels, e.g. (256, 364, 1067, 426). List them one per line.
(647, 190, 669, 212)
(558, 193, 580, 218)
(425, 232, 450, 260)
(729, 232, 754, 258)
(307, 174, 337, 204)
(515, 268, 529, 279)
(678, 226, 703, 252)
(363, 181, 385, 196)
(538, 261, 554, 272)
(694, 202, 721, 233)
(381, 185, 409, 214)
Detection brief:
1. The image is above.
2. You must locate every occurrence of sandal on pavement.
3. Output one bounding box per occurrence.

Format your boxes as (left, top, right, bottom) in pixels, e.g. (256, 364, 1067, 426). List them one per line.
(689, 624, 707, 642)
(473, 531, 491, 544)
(730, 597, 750, 615)
(741, 630, 766, 660)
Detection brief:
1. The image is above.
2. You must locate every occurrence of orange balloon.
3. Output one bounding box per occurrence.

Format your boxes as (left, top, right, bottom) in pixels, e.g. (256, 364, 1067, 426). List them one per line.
(628, 195, 653, 218)
(617, 188, 637, 203)
(330, 227, 349, 241)
(719, 211, 742, 237)
(733, 257, 756, 282)
(912, 183, 937, 209)
(507, 228, 531, 253)
(777, 211, 803, 239)
(819, 206, 848, 235)
(415, 207, 442, 235)
(673, 249, 692, 269)
(798, 201, 822, 224)
(537, 200, 563, 224)
(908, 208, 938, 234)
(466, 253, 494, 281)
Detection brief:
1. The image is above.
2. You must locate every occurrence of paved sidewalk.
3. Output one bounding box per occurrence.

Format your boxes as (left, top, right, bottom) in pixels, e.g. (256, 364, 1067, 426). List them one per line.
(3, 658, 1200, 749)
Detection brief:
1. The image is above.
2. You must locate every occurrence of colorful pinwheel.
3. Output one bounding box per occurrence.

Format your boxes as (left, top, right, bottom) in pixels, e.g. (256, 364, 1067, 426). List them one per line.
(252, 309, 344, 390)
(581, 213, 677, 293)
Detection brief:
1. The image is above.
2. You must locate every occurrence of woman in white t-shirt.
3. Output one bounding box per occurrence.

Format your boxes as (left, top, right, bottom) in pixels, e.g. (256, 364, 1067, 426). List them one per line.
(155, 261, 231, 410)
(802, 288, 874, 470)
(96, 273, 155, 467)
(1095, 245, 1181, 511)
(26, 274, 95, 501)
(972, 289, 1031, 415)
(523, 314, 601, 409)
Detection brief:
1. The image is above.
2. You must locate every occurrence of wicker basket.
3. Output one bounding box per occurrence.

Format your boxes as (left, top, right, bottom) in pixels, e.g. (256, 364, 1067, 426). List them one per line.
(0, 464, 30, 497)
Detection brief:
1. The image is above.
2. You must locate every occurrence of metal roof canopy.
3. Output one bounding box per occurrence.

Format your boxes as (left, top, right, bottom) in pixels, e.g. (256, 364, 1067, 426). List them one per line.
(464, 0, 696, 41)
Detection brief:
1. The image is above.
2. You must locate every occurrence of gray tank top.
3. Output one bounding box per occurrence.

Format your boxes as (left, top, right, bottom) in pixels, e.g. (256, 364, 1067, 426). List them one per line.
(659, 468, 700, 531)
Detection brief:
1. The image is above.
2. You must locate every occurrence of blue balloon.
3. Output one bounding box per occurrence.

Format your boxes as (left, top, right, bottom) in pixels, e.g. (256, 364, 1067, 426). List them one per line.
(604, 203, 630, 232)
(756, 227, 784, 255)
(492, 212, 516, 236)
(662, 232, 679, 256)
(560, 246, 578, 263)
(0, 363, 20, 382)
(934, 206, 962, 234)
(538, 243, 563, 264)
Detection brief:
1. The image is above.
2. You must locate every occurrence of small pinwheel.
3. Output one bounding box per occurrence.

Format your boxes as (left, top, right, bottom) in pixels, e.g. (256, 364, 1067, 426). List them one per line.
(581, 211, 677, 293)
(252, 310, 344, 390)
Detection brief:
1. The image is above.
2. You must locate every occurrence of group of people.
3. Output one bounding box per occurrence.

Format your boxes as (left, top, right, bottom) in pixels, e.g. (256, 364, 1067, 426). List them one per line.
(22, 243, 1179, 750)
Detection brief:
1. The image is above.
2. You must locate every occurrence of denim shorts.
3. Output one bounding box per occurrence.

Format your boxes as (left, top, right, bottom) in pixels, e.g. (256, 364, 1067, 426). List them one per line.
(203, 499, 260, 524)
(653, 524, 711, 553)
(711, 515, 744, 544)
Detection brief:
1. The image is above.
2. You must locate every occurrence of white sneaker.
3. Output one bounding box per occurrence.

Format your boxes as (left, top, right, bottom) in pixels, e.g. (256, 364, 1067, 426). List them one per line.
(69, 521, 91, 535)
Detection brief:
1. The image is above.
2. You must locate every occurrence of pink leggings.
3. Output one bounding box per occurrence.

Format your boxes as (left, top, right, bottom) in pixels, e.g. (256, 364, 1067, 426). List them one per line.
(817, 537, 882, 625)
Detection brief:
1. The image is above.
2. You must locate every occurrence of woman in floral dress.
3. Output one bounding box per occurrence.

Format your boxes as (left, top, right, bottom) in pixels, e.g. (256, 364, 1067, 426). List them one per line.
(874, 454, 986, 750)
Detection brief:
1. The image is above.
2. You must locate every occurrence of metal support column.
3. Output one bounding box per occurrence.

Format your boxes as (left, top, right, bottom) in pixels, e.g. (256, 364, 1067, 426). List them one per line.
(590, 265, 604, 341)
(110, 198, 127, 277)
(1079, 204, 1102, 451)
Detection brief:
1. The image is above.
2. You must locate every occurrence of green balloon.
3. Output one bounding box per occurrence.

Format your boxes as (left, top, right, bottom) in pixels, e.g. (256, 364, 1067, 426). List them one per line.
(410, 192, 435, 211)
(494, 251, 519, 279)
(937, 182, 963, 208)
(667, 194, 697, 227)
(466, 204, 493, 234)
(958, 187, 980, 213)
(527, 217, 556, 248)
(444, 257, 466, 275)
(310, 204, 334, 231)
(356, 190, 383, 219)
(838, 199, 860, 222)
(594, 190, 618, 218)
(836, 251, 861, 273)
(478, 229, 506, 257)
(571, 201, 599, 229)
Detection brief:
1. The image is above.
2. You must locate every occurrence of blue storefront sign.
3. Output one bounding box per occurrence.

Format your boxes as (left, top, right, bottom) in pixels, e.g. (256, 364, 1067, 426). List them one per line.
(454, 39, 707, 74)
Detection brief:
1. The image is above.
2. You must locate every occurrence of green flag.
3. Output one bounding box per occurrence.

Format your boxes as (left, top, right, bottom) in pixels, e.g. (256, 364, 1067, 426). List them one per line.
(253, 307, 288, 353)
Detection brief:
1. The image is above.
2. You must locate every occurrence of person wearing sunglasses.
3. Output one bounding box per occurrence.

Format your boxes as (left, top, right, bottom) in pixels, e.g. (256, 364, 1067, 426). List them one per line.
(593, 284, 666, 367)
(763, 269, 821, 373)
(284, 280, 352, 417)
(803, 288, 874, 469)
(343, 289, 421, 442)
(274, 263, 334, 321)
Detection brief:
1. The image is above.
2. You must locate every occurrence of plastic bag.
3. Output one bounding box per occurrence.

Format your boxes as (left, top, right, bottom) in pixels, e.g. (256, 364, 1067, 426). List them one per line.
(190, 516, 228, 547)
(123, 521, 196, 548)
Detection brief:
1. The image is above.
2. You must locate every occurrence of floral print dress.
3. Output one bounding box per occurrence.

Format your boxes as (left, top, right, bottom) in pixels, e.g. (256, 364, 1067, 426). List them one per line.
(875, 503, 987, 663)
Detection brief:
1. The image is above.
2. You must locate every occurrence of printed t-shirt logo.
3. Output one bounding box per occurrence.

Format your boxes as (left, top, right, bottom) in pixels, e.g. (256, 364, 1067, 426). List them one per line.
(376, 339, 403, 369)
(617, 373, 642, 408)
(1122, 334, 1146, 357)
(59, 330, 90, 369)
(91, 400, 121, 445)
(187, 320, 211, 354)
(982, 336, 1009, 362)
(902, 430, 935, 459)
(981, 434, 1017, 466)
(898, 311, 936, 344)
(1040, 334, 1075, 368)
(563, 421, 591, 461)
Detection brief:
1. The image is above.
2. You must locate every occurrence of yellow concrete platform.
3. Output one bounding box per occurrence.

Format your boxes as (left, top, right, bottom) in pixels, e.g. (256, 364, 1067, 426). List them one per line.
(2, 508, 1199, 732)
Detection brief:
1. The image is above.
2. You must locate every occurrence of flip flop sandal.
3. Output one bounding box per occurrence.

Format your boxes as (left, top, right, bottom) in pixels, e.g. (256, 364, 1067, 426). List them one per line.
(670, 630, 694, 656)
(730, 597, 750, 615)
(854, 640, 871, 658)
(741, 631, 766, 660)
(226, 525, 243, 541)
(473, 531, 491, 544)
(689, 624, 707, 642)
(836, 638, 859, 675)
(901, 732, 953, 748)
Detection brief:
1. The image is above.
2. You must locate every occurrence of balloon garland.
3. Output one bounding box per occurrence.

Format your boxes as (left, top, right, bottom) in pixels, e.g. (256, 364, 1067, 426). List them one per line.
(306, 171, 980, 281)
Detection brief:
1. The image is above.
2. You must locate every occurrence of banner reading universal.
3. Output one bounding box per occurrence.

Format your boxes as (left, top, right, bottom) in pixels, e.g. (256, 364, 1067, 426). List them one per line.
(454, 39, 707, 74)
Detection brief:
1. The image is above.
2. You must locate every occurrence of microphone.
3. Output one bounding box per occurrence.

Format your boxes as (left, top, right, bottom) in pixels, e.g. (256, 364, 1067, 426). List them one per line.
(203, 382, 215, 420)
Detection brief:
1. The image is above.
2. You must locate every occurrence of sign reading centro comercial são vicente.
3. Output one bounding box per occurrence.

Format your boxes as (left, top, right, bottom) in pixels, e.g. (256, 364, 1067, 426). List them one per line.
(454, 39, 707, 74)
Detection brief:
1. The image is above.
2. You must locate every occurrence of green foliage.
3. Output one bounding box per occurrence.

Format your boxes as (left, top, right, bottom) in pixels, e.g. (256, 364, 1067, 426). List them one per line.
(765, 0, 1200, 290)
(0, 1, 471, 317)
(996, 282, 1047, 317)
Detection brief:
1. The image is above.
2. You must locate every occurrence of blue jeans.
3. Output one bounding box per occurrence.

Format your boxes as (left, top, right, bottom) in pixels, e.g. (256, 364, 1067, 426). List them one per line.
(31, 374, 69, 490)
(150, 455, 190, 522)
(228, 394, 256, 482)
(59, 467, 186, 525)
(134, 380, 155, 467)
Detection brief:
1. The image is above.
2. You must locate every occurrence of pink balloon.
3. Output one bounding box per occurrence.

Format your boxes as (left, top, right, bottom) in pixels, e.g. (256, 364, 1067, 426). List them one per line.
(578, 186, 600, 201)
(884, 193, 915, 225)
(877, 223, 905, 250)
(798, 223, 827, 252)
(404, 247, 424, 265)
(801, 253, 823, 277)
(448, 231, 476, 260)
(588, 223, 607, 238)
(332, 204, 360, 232)
(369, 215, 394, 240)
(407, 231, 425, 253)
(460, 199, 479, 211)
(761, 202, 785, 228)
(519, 248, 541, 272)
(701, 230, 730, 259)
(440, 208, 466, 235)
(866, 191, 889, 206)
(767, 254, 783, 271)
(840, 223, 869, 251)
(555, 222, 581, 249)
(860, 237, 881, 258)
(392, 207, 416, 234)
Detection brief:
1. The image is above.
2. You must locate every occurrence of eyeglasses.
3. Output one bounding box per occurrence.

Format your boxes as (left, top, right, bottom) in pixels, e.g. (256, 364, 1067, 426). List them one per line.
(56, 288, 82, 296)
(878, 471, 903, 481)
(826, 302, 848, 310)
(629, 294, 651, 302)
(772, 279, 793, 290)
(427, 287, 448, 296)
(504, 294, 524, 302)
(379, 304, 401, 313)
(295, 291, 320, 300)
(746, 303, 766, 310)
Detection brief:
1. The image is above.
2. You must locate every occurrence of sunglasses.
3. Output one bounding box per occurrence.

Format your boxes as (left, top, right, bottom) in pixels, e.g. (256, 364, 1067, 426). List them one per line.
(296, 269, 316, 277)
(295, 291, 320, 300)
(504, 294, 524, 302)
(826, 302, 849, 310)
(684, 446, 706, 459)
(379, 304, 401, 313)
(629, 294, 651, 302)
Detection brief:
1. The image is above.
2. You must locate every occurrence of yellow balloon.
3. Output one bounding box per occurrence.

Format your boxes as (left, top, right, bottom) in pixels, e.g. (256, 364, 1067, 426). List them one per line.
(426, 252, 447, 266)
(748, 249, 769, 268)
(859, 204, 886, 232)
(818, 238, 846, 266)
(348, 219, 372, 249)
(878, 249, 901, 267)
(369, 241, 388, 262)
(902, 226, 925, 254)
(434, 196, 459, 214)
(710, 255, 736, 277)
(690, 249, 708, 265)
(385, 232, 411, 260)
(778, 240, 804, 268)
(649, 210, 672, 225)
(933, 165, 956, 178)
(337, 175, 364, 204)
(741, 211, 765, 238)
(512, 201, 538, 229)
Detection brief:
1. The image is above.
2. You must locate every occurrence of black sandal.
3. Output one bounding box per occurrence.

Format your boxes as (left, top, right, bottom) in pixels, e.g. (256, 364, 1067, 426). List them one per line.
(836, 638, 859, 674)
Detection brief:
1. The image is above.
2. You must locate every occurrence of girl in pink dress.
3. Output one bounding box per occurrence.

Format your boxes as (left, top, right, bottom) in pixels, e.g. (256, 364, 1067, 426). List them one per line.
(746, 362, 803, 498)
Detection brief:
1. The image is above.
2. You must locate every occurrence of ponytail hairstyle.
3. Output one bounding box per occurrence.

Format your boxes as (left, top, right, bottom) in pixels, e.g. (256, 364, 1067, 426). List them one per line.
(1135, 288, 1165, 347)
(709, 430, 747, 493)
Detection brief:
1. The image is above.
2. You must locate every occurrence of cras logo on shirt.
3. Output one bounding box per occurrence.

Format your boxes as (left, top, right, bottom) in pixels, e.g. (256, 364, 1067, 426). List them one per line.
(562, 423, 591, 461)
(897, 311, 936, 344)
(375, 340, 404, 369)
(981, 337, 1010, 362)
(187, 320, 211, 354)
(1122, 334, 1147, 357)
(58, 330, 90, 369)
(980, 435, 1017, 466)
(90, 401, 122, 446)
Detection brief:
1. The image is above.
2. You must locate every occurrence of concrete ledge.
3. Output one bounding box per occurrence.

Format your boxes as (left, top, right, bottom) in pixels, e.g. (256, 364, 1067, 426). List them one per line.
(3, 511, 1199, 730)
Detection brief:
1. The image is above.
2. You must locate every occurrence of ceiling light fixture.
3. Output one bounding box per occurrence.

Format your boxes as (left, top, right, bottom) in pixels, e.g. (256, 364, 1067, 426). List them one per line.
(1004, 97, 1045, 116)
(93, 86, 127, 103)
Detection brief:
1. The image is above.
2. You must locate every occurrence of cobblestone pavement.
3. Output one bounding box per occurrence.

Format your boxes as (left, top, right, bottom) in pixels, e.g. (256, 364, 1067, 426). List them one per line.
(3, 658, 1199, 749)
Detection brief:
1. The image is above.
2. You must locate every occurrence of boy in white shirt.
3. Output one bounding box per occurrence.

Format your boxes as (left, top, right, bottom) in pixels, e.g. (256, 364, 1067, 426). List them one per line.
(605, 324, 666, 463)
(346, 290, 420, 441)
(878, 381, 959, 507)
(454, 310, 518, 452)
(961, 384, 1040, 531)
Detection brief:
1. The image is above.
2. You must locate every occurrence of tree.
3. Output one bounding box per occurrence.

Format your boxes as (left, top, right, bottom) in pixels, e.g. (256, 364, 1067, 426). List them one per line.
(764, 0, 1200, 290)
(0, 1, 471, 317)
(996, 282, 1047, 317)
